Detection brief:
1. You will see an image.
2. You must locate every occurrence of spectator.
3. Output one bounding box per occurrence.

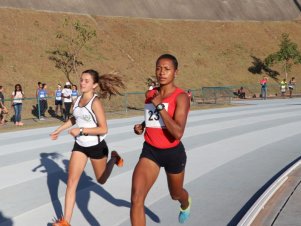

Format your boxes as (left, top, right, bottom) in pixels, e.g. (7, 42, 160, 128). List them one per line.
(36, 82, 42, 98)
(54, 84, 63, 118)
(280, 78, 287, 97)
(0, 101, 8, 125)
(38, 83, 48, 119)
(0, 86, 8, 125)
(288, 77, 296, 98)
(0, 85, 4, 105)
(187, 89, 194, 103)
(237, 87, 246, 99)
(71, 84, 79, 105)
(62, 82, 72, 122)
(11, 84, 25, 126)
(260, 76, 268, 100)
(148, 81, 156, 90)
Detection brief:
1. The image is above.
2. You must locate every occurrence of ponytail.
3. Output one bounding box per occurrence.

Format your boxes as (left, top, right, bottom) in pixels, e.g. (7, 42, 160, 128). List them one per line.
(98, 73, 125, 99)
(82, 69, 125, 99)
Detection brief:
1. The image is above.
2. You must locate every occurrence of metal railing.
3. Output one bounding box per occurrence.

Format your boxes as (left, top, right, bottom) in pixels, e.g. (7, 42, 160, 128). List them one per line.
(2, 84, 300, 121)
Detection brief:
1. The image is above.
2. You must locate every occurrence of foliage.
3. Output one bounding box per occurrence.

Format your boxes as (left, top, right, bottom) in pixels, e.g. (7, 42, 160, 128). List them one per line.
(48, 18, 96, 84)
(264, 33, 301, 79)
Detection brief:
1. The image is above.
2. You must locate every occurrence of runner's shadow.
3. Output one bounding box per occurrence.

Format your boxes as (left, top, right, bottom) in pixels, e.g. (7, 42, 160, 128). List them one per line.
(0, 211, 13, 226)
(32, 152, 66, 219)
(62, 159, 160, 225)
(33, 153, 160, 225)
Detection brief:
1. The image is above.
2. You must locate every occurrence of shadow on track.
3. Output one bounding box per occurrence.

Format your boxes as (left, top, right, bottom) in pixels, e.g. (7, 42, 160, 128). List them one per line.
(0, 211, 13, 226)
(32, 152, 160, 225)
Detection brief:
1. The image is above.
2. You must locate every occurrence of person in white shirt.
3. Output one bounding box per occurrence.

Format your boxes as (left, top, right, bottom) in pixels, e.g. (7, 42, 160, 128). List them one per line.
(50, 69, 125, 226)
(54, 84, 63, 118)
(61, 82, 72, 121)
(11, 84, 25, 126)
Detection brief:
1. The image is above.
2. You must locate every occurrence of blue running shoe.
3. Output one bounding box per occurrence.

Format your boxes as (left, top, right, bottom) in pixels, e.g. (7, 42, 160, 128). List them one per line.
(178, 196, 192, 224)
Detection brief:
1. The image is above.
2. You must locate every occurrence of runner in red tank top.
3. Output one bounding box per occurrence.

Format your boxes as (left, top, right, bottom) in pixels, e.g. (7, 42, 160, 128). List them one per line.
(132, 54, 191, 226)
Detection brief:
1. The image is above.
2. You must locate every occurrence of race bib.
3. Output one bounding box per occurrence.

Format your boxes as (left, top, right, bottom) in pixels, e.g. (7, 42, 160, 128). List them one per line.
(144, 103, 168, 128)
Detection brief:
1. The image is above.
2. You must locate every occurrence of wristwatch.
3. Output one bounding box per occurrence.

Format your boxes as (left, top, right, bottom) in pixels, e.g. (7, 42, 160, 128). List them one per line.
(79, 127, 84, 136)
(79, 128, 88, 136)
(156, 103, 165, 111)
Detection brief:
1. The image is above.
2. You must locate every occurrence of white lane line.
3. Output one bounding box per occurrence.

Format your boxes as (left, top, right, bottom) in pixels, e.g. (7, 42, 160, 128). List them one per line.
(185, 110, 301, 137)
(2, 106, 300, 157)
(4, 120, 301, 226)
(1, 109, 301, 190)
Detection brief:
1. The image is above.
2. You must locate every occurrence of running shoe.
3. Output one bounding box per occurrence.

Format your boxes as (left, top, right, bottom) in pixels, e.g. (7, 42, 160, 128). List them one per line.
(178, 196, 192, 224)
(52, 217, 70, 226)
(111, 150, 124, 167)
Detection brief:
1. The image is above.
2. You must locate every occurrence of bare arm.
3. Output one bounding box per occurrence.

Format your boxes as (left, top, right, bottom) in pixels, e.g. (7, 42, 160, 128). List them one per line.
(152, 92, 189, 140)
(50, 117, 75, 140)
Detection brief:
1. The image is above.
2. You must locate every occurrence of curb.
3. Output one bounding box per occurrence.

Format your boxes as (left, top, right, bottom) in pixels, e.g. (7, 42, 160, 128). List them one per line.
(237, 160, 301, 226)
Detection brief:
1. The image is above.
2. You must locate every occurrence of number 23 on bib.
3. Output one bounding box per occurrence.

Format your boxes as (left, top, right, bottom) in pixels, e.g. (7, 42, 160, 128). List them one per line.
(144, 103, 169, 128)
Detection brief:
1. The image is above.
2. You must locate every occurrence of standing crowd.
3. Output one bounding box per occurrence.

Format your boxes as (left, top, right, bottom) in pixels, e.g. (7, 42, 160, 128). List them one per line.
(259, 76, 297, 99)
(0, 84, 25, 126)
(0, 81, 80, 126)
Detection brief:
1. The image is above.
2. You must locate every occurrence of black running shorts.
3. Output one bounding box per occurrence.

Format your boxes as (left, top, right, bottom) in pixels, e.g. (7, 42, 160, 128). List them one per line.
(55, 100, 63, 106)
(140, 141, 187, 174)
(72, 140, 109, 159)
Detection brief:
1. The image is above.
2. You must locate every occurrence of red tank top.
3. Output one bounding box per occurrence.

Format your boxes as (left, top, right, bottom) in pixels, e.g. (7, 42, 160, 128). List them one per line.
(144, 87, 186, 149)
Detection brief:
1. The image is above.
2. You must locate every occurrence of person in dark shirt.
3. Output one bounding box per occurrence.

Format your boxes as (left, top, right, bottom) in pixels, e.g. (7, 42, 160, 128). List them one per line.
(0, 85, 4, 105)
(237, 87, 246, 99)
(0, 85, 8, 125)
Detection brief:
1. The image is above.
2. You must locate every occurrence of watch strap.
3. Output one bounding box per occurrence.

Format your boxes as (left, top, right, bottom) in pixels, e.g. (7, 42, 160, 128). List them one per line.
(156, 103, 165, 111)
(79, 127, 84, 136)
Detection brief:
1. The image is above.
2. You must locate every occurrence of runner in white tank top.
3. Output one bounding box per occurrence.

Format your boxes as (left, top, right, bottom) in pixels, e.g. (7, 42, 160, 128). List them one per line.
(50, 69, 125, 226)
(73, 94, 106, 147)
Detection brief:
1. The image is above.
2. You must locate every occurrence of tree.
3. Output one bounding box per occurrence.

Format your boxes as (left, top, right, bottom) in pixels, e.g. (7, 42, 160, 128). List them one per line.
(48, 18, 96, 84)
(264, 33, 301, 80)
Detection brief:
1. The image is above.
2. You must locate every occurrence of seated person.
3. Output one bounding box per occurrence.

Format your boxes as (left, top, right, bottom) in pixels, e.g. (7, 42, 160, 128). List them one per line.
(237, 87, 246, 99)
(0, 101, 8, 125)
(187, 89, 194, 103)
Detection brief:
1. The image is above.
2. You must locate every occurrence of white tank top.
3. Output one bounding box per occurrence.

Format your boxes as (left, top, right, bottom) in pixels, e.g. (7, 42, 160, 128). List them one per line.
(73, 94, 106, 147)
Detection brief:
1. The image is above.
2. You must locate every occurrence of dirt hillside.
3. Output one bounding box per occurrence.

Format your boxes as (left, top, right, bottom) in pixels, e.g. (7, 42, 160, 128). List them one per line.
(1, 8, 301, 99)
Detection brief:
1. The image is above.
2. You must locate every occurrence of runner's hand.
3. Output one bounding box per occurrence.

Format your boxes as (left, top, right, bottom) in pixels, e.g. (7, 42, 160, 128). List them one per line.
(50, 130, 60, 140)
(134, 124, 144, 135)
(151, 90, 162, 107)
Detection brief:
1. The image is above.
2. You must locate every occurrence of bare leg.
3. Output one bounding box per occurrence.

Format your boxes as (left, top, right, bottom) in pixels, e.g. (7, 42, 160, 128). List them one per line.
(1, 111, 6, 124)
(55, 105, 58, 116)
(131, 158, 160, 226)
(64, 151, 88, 223)
(91, 156, 115, 184)
(166, 171, 189, 210)
(60, 105, 63, 117)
